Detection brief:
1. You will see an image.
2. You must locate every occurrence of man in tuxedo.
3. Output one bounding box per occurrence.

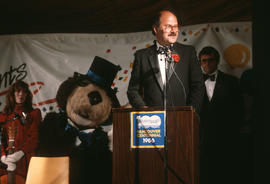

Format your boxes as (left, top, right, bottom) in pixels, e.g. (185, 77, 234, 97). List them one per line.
(198, 46, 244, 184)
(127, 9, 204, 113)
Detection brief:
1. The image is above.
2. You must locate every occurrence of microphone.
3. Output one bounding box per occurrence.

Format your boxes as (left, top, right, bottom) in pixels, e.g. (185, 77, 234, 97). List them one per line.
(157, 45, 174, 65)
(14, 111, 26, 125)
(169, 46, 179, 63)
(14, 111, 21, 120)
(167, 53, 174, 64)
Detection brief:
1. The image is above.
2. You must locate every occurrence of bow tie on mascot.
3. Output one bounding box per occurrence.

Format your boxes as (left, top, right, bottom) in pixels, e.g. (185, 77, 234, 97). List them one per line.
(36, 56, 121, 184)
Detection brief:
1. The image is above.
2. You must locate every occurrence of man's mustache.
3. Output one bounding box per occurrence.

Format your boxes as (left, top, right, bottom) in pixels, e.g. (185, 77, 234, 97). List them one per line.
(168, 32, 177, 36)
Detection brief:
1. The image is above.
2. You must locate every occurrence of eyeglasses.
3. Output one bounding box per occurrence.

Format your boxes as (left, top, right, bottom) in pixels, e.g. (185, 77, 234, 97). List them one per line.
(162, 24, 179, 32)
(201, 58, 216, 62)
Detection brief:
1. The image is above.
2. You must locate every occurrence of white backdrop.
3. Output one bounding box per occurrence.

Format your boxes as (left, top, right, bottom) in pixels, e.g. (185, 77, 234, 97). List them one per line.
(0, 22, 252, 117)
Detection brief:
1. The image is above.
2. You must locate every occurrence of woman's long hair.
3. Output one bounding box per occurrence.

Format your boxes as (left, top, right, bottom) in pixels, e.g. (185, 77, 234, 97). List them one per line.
(3, 80, 33, 115)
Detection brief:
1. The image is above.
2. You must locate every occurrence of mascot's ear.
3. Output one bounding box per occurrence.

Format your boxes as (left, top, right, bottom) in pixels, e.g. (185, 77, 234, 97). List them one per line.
(73, 72, 80, 78)
(56, 77, 79, 111)
(73, 72, 92, 87)
(73, 72, 86, 79)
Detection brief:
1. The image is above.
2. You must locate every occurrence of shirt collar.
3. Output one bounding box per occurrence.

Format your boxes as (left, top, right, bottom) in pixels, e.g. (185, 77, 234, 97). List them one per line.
(155, 41, 173, 52)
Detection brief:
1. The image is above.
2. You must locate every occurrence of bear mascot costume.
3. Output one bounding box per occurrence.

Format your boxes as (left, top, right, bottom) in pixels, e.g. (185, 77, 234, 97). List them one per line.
(35, 56, 121, 184)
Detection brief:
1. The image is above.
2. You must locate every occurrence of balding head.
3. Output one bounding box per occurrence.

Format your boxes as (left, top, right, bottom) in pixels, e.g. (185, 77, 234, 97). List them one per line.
(152, 10, 179, 46)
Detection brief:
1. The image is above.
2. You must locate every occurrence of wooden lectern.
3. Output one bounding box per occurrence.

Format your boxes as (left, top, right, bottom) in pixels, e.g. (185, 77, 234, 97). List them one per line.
(112, 106, 200, 184)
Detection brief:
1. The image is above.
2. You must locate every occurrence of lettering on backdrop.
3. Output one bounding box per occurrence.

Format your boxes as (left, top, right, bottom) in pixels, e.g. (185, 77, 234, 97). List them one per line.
(0, 63, 27, 89)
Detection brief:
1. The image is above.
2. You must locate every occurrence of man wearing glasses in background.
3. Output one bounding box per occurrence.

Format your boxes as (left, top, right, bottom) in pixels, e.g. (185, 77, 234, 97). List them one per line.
(198, 46, 244, 184)
(127, 8, 204, 114)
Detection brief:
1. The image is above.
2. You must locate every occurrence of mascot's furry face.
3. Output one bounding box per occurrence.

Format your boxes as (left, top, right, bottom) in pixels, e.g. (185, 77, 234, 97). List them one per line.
(56, 74, 120, 130)
(66, 83, 112, 129)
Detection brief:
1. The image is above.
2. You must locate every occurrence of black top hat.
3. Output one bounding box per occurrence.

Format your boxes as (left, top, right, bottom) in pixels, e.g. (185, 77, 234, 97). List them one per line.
(74, 56, 121, 92)
(88, 56, 121, 88)
(70, 56, 121, 108)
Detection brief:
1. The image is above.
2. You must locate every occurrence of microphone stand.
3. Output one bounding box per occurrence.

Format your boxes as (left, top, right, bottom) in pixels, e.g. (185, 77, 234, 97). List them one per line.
(157, 44, 174, 184)
(158, 45, 186, 184)
(164, 62, 168, 184)
(163, 46, 173, 184)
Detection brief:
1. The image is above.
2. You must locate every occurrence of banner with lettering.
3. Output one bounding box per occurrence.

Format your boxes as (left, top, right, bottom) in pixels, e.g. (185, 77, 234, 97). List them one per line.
(0, 22, 252, 117)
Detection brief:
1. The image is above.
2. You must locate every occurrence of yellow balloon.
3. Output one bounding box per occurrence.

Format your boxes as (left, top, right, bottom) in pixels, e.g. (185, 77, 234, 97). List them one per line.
(223, 44, 250, 68)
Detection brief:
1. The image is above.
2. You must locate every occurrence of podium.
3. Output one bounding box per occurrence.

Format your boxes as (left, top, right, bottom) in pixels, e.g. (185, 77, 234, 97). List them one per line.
(112, 106, 200, 184)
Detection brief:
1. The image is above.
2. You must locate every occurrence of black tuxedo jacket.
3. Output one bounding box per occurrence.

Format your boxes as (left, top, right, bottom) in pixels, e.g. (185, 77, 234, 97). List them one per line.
(127, 42, 204, 113)
(200, 70, 244, 146)
(199, 71, 245, 184)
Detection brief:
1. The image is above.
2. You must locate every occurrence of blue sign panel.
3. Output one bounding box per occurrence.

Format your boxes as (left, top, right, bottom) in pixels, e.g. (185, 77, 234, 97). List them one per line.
(130, 111, 165, 148)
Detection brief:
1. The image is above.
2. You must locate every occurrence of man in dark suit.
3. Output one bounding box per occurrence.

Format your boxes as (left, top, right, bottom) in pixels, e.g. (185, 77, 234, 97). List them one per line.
(198, 46, 244, 184)
(127, 9, 204, 113)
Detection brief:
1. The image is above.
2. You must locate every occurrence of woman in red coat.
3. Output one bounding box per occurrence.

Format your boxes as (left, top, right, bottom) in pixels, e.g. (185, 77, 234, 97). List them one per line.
(0, 80, 42, 182)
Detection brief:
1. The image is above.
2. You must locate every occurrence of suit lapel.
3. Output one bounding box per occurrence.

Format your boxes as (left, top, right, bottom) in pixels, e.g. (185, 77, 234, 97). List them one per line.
(148, 47, 164, 91)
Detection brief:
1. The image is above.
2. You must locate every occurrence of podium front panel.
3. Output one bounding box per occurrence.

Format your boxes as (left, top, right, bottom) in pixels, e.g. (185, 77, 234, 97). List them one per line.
(112, 106, 199, 184)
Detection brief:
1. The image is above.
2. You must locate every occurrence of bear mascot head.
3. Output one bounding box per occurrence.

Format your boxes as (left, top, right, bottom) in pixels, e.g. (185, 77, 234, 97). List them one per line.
(35, 56, 121, 184)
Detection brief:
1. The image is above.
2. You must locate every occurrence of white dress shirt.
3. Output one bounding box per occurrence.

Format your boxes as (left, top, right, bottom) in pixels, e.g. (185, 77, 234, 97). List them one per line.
(202, 69, 218, 101)
(156, 42, 172, 85)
